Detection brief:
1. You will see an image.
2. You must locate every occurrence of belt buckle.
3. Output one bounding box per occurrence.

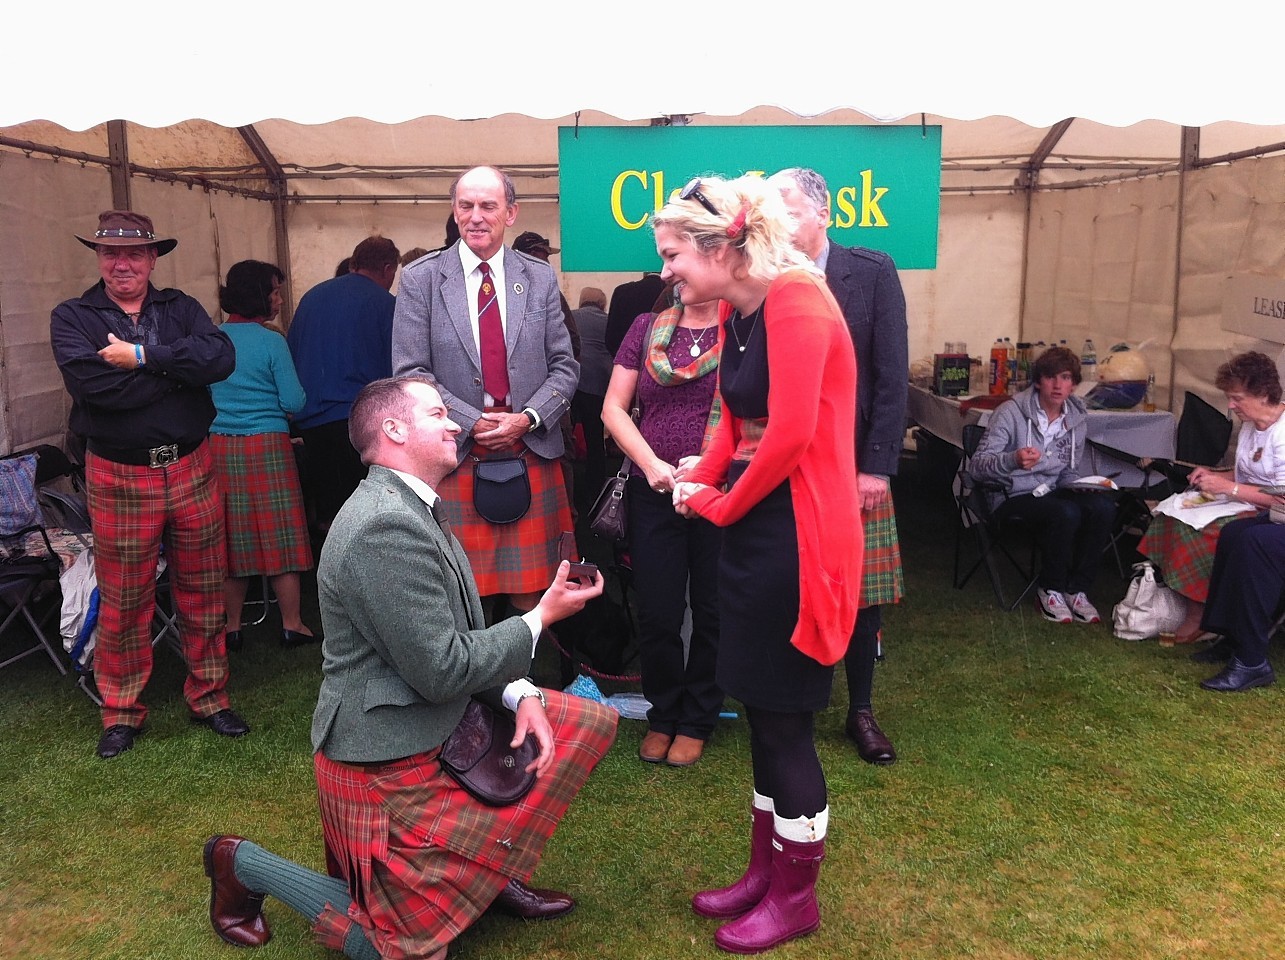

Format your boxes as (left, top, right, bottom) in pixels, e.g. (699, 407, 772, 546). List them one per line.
(148, 443, 180, 468)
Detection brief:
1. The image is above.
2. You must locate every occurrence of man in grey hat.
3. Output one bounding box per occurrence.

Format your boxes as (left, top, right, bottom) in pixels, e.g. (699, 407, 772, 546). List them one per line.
(51, 210, 250, 759)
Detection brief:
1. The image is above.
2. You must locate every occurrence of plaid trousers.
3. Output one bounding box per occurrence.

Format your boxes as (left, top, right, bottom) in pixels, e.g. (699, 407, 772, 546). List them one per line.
(86, 441, 230, 728)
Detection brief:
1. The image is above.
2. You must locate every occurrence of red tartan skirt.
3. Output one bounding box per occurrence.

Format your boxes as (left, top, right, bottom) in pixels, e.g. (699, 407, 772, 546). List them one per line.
(860, 498, 904, 607)
(209, 432, 312, 578)
(437, 447, 573, 596)
(311, 690, 617, 959)
(1139, 511, 1250, 602)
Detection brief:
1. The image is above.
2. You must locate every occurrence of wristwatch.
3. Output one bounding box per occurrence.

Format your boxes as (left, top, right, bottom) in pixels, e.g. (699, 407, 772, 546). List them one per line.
(515, 687, 547, 710)
(522, 409, 538, 432)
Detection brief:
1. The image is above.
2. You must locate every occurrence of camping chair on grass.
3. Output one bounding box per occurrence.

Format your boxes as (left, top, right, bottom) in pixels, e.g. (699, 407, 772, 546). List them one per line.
(0, 451, 68, 677)
(953, 423, 1041, 610)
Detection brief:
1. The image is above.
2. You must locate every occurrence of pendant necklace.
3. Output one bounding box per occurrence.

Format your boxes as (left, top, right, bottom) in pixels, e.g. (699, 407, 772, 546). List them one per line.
(730, 305, 762, 353)
(687, 323, 714, 358)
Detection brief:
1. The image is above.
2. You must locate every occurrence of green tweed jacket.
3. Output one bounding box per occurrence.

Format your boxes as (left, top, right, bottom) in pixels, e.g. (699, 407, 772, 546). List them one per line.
(310, 464, 533, 762)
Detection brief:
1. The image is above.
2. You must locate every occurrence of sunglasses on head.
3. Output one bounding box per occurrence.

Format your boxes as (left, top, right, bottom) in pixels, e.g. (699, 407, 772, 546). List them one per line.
(679, 178, 721, 218)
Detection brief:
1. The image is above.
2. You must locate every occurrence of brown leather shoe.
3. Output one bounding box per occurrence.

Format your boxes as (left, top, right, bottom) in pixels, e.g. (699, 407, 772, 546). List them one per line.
(639, 730, 673, 764)
(490, 879, 576, 919)
(203, 835, 271, 947)
(665, 734, 705, 767)
(845, 708, 897, 765)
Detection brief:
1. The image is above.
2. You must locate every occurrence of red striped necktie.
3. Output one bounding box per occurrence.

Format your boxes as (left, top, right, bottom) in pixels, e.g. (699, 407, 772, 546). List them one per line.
(477, 262, 509, 402)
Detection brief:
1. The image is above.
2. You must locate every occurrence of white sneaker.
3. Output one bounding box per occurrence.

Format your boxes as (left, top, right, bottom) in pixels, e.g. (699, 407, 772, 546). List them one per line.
(1068, 592, 1101, 624)
(1037, 588, 1072, 623)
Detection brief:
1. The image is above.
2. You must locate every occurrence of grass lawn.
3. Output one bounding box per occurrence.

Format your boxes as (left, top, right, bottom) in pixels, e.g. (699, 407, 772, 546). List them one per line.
(2, 471, 1283, 959)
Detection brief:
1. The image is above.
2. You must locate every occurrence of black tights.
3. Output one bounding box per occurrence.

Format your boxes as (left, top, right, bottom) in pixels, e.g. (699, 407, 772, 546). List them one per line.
(747, 706, 826, 819)
(844, 604, 881, 714)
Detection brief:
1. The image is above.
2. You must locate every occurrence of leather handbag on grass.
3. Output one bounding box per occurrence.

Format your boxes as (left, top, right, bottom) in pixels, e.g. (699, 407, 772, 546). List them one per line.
(439, 700, 537, 806)
(472, 456, 531, 524)
(1112, 561, 1185, 640)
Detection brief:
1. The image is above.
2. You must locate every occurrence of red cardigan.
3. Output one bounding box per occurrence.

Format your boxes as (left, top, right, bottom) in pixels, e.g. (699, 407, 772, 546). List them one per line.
(686, 270, 862, 665)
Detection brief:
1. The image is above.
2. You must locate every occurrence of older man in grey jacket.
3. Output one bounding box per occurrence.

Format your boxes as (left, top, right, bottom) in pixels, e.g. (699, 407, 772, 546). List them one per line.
(202, 376, 617, 960)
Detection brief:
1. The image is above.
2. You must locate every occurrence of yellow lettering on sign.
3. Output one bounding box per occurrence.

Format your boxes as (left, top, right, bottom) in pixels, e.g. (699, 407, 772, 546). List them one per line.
(834, 187, 857, 229)
(859, 169, 889, 228)
(611, 170, 650, 230)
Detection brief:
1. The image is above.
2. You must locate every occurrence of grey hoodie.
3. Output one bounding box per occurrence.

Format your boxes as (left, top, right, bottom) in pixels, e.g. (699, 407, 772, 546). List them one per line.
(968, 386, 1089, 512)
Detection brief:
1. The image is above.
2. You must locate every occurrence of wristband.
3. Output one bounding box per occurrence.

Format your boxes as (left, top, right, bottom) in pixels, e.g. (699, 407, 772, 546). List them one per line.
(1233, 483, 1240, 498)
(134, 343, 144, 367)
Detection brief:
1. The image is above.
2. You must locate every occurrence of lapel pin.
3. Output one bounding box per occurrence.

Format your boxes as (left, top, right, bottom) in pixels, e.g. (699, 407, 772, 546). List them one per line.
(513, 282, 524, 295)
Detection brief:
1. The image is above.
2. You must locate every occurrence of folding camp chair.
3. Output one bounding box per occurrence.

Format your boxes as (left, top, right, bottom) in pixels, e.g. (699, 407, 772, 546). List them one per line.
(952, 423, 1041, 609)
(0, 451, 68, 677)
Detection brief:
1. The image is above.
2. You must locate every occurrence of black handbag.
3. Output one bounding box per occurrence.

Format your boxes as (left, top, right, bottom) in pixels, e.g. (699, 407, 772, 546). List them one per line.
(439, 700, 538, 807)
(588, 460, 631, 542)
(588, 315, 653, 543)
(472, 456, 530, 524)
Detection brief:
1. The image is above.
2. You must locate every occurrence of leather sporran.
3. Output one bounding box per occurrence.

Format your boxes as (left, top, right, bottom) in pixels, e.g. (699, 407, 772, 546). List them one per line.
(439, 700, 537, 807)
(472, 456, 531, 524)
(587, 461, 631, 542)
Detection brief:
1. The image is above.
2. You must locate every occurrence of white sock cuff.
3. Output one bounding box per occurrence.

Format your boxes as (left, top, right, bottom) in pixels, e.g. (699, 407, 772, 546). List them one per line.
(752, 791, 774, 813)
(773, 805, 829, 843)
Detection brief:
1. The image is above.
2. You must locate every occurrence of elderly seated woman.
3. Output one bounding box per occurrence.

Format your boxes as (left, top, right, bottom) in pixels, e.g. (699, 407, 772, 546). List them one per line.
(1192, 511, 1282, 692)
(969, 345, 1115, 624)
(1140, 351, 1285, 644)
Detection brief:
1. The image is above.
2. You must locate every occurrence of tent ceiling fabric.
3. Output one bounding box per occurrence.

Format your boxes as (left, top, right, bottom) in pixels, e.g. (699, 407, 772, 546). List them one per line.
(10, 4, 1283, 131)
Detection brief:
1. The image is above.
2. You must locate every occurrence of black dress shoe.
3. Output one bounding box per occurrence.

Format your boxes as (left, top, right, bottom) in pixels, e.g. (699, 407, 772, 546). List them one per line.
(490, 879, 576, 920)
(193, 708, 251, 738)
(1200, 657, 1276, 692)
(97, 724, 141, 760)
(203, 835, 272, 947)
(225, 630, 243, 652)
(845, 708, 897, 765)
(1190, 637, 1234, 664)
(281, 628, 322, 648)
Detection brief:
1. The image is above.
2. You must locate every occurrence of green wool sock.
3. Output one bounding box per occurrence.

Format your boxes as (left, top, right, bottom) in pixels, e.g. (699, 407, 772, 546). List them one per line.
(233, 840, 380, 960)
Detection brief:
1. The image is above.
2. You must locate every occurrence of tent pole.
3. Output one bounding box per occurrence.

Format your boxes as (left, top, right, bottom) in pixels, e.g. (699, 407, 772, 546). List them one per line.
(237, 125, 294, 327)
(1169, 127, 1199, 412)
(107, 120, 131, 210)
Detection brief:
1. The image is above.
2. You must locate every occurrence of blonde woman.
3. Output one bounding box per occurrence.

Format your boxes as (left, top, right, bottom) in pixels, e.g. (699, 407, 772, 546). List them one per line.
(664, 175, 861, 953)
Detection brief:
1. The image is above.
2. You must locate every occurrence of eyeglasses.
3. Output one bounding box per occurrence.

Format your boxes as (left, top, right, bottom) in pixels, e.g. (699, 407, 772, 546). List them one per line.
(679, 178, 721, 218)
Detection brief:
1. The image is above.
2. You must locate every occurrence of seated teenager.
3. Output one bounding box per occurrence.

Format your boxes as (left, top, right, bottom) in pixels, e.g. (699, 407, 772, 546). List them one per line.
(969, 346, 1115, 624)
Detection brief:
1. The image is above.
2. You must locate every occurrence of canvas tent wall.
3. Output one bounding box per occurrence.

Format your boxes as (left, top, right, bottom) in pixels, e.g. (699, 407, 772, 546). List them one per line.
(3, 3, 1283, 455)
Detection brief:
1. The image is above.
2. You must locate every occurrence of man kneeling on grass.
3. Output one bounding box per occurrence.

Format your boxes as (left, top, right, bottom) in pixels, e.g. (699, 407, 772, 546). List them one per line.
(202, 376, 617, 959)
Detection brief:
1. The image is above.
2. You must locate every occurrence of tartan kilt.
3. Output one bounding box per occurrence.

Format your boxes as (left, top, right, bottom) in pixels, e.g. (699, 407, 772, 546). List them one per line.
(437, 448, 573, 596)
(1139, 511, 1253, 603)
(860, 498, 904, 607)
(312, 690, 617, 959)
(209, 432, 313, 578)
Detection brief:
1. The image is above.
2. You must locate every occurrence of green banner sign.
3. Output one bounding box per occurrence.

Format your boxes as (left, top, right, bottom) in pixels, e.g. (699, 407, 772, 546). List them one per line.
(557, 125, 940, 271)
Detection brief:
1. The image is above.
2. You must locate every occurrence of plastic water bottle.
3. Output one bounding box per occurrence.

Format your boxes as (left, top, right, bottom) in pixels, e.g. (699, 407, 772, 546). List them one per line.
(989, 338, 1008, 395)
(1080, 338, 1097, 382)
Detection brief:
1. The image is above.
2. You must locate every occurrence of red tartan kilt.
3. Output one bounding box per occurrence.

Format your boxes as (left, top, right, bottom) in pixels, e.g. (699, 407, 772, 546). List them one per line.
(437, 449, 573, 596)
(860, 498, 904, 607)
(1139, 511, 1247, 602)
(209, 432, 313, 577)
(312, 691, 617, 959)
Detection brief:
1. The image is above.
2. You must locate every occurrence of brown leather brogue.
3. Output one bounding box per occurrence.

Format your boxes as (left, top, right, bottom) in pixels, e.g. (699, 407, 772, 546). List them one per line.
(203, 835, 272, 947)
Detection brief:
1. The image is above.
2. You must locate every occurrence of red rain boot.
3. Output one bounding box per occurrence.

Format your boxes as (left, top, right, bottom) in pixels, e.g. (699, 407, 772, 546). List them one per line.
(692, 803, 774, 919)
(713, 834, 824, 954)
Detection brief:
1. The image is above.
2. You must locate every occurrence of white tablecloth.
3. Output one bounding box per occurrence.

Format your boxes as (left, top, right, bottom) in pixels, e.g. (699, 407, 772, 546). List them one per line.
(906, 384, 1177, 488)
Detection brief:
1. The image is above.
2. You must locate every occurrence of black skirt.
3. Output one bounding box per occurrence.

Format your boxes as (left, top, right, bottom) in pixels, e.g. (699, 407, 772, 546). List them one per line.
(715, 461, 835, 712)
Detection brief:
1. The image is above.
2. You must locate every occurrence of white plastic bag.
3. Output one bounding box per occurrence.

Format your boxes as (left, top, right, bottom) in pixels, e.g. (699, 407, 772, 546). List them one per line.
(1112, 561, 1185, 641)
